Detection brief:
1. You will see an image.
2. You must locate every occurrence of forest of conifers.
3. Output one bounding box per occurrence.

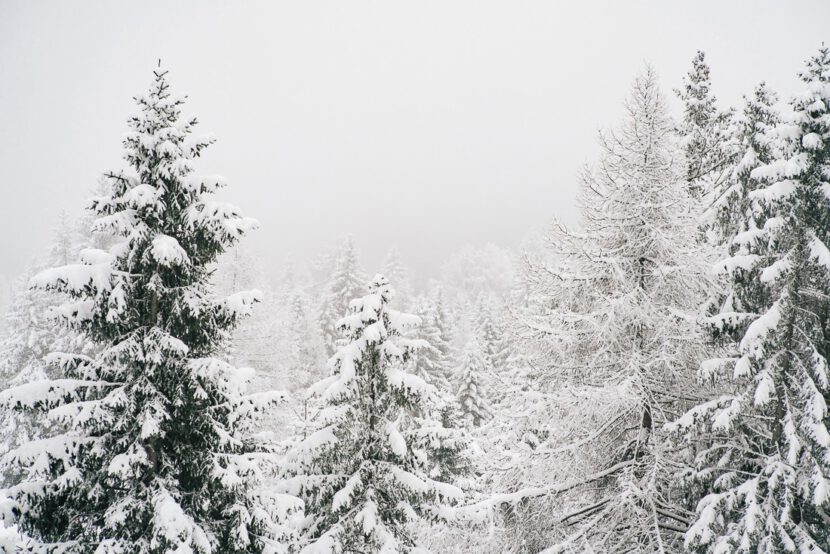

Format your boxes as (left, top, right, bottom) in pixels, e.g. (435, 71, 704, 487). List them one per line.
(1, 46, 830, 553)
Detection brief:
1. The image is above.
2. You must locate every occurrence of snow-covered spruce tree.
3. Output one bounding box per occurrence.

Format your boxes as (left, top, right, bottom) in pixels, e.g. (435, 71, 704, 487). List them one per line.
(706, 83, 781, 251)
(468, 295, 501, 405)
(408, 299, 452, 392)
(695, 82, 781, 385)
(0, 67, 295, 552)
(286, 291, 326, 390)
(473, 295, 500, 368)
(380, 247, 413, 309)
(284, 275, 467, 553)
(47, 211, 82, 269)
(676, 51, 735, 199)
(427, 285, 457, 369)
(455, 337, 492, 428)
(669, 47, 830, 553)
(0, 213, 93, 466)
(473, 295, 517, 392)
(516, 67, 709, 552)
(318, 237, 367, 358)
(214, 245, 286, 391)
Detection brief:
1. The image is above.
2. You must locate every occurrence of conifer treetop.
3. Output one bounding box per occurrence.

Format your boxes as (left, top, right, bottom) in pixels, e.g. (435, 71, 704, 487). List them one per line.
(287, 274, 467, 553)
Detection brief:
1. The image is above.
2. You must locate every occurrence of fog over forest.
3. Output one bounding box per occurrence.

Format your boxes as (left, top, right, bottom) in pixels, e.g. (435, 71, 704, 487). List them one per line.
(2, 2, 830, 553)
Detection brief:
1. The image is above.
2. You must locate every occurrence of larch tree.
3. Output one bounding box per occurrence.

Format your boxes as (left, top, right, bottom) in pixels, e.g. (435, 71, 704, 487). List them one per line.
(670, 47, 830, 554)
(518, 67, 709, 552)
(0, 67, 295, 553)
(318, 237, 367, 358)
(284, 275, 467, 553)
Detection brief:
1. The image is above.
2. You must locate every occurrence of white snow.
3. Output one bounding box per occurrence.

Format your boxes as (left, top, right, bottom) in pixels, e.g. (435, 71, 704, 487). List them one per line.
(809, 236, 830, 272)
(150, 234, 190, 267)
(122, 183, 161, 208)
(386, 420, 407, 457)
(740, 302, 781, 358)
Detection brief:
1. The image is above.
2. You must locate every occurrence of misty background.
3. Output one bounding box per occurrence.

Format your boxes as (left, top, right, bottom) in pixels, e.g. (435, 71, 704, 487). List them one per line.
(2, 0, 829, 294)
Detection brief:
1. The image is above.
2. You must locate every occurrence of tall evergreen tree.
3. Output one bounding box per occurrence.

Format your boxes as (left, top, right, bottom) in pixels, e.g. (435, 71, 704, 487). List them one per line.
(473, 295, 499, 368)
(409, 299, 452, 392)
(519, 68, 709, 551)
(429, 285, 457, 367)
(0, 67, 294, 552)
(287, 291, 326, 390)
(214, 245, 285, 391)
(285, 275, 467, 552)
(318, 237, 366, 358)
(676, 51, 735, 199)
(472, 294, 516, 409)
(380, 247, 412, 309)
(0, 213, 93, 465)
(47, 211, 82, 268)
(706, 83, 780, 250)
(455, 337, 492, 428)
(475, 295, 515, 376)
(696, 82, 781, 378)
(671, 47, 830, 553)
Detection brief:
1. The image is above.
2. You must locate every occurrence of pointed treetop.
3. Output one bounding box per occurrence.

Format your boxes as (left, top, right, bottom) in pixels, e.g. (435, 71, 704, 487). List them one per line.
(800, 45, 830, 83)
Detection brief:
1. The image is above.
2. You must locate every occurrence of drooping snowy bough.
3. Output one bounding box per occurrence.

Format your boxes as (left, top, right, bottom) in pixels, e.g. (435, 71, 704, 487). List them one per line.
(0, 68, 296, 553)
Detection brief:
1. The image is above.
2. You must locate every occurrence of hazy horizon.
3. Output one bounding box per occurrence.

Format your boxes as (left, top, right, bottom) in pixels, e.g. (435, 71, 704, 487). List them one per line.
(2, 0, 829, 287)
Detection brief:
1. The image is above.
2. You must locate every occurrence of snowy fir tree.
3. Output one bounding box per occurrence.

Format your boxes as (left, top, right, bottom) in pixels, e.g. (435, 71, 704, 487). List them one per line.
(472, 295, 516, 395)
(318, 237, 367, 358)
(213, 245, 286, 391)
(283, 275, 467, 553)
(0, 213, 93, 466)
(380, 247, 413, 309)
(0, 67, 296, 552)
(407, 298, 452, 392)
(669, 47, 830, 553)
(455, 337, 492, 428)
(516, 67, 710, 551)
(706, 83, 781, 250)
(286, 291, 326, 391)
(473, 295, 500, 368)
(676, 51, 735, 199)
(427, 285, 457, 367)
(46, 211, 82, 269)
(698, 82, 781, 370)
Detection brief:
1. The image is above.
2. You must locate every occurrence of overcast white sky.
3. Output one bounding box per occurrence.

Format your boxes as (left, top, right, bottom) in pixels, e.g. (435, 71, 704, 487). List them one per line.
(1, 1, 829, 285)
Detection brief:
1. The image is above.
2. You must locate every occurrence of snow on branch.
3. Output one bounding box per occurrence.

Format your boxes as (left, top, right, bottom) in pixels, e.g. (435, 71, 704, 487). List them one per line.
(149, 234, 190, 267)
(219, 289, 262, 320)
(452, 460, 636, 524)
(30, 263, 112, 295)
(0, 379, 117, 410)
